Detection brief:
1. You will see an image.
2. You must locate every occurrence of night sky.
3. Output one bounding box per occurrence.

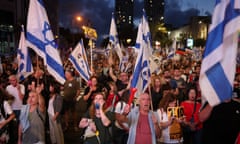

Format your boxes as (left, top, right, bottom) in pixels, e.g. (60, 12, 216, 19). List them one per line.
(59, 0, 215, 45)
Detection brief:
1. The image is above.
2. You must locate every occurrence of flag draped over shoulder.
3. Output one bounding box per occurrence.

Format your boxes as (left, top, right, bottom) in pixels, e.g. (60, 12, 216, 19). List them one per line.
(199, 0, 240, 106)
(109, 13, 123, 62)
(17, 26, 33, 81)
(131, 10, 152, 97)
(26, 0, 65, 84)
(69, 40, 91, 82)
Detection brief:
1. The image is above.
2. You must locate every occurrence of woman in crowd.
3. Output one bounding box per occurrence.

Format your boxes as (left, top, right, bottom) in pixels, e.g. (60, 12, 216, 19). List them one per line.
(105, 81, 119, 111)
(156, 92, 183, 144)
(83, 76, 102, 109)
(48, 82, 64, 144)
(79, 92, 114, 144)
(0, 88, 15, 143)
(18, 88, 46, 144)
(180, 86, 202, 144)
(150, 76, 163, 111)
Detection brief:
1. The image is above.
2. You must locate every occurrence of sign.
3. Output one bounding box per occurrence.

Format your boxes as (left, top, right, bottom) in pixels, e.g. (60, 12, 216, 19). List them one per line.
(167, 106, 184, 140)
(82, 26, 97, 40)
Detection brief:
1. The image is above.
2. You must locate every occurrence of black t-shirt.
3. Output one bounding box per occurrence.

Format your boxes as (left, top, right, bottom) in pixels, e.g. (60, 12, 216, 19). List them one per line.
(83, 110, 114, 144)
(116, 79, 127, 91)
(202, 100, 240, 144)
(150, 87, 163, 111)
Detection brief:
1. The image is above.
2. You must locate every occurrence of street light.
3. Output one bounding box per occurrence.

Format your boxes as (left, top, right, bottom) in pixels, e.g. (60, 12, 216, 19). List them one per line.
(76, 16, 82, 22)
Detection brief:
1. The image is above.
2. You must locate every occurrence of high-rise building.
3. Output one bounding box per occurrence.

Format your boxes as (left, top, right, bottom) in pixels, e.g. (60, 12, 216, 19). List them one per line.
(144, 0, 165, 47)
(115, 0, 134, 45)
(0, 0, 58, 56)
(0, 0, 28, 56)
(144, 0, 164, 25)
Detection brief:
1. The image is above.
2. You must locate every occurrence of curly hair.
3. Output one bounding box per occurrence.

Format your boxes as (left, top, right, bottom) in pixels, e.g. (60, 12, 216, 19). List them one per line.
(158, 92, 176, 112)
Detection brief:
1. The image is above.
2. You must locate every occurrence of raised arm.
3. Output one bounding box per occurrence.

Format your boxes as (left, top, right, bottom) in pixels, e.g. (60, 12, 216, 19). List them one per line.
(199, 103, 213, 122)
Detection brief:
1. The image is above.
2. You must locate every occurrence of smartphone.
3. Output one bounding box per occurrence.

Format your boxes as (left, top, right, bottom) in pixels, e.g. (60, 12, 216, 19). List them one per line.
(95, 103, 100, 109)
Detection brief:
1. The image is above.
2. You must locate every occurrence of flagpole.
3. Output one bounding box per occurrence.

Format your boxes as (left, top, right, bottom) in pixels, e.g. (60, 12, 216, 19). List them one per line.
(90, 39, 93, 72)
(36, 55, 40, 85)
(148, 85, 153, 111)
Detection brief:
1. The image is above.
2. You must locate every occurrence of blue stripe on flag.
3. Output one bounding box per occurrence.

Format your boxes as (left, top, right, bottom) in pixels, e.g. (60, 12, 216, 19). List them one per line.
(27, 32, 65, 80)
(26, 51, 32, 72)
(135, 43, 140, 49)
(204, 1, 240, 57)
(131, 54, 143, 88)
(69, 55, 90, 81)
(109, 35, 115, 42)
(26, 32, 46, 53)
(37, 0, 44, 7)
(206, 62, 233, 101)
(46, 52, 65, 77)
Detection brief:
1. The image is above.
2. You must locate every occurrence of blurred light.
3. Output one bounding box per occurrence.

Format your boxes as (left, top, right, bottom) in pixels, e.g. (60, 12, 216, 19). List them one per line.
(198, 21, 202, 24)
(126, 38, 132, 44)
(76, 16, 82, 22)
(155, 41, 160, 46)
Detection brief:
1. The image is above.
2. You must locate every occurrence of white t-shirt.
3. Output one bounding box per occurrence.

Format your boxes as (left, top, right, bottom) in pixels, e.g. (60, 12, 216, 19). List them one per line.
(156, 109, 183, 143)
(0, 101, 13, 122)
(6, 84, 25, 110)
(48, 97, 55, 116)
(114, 101, 129, 129)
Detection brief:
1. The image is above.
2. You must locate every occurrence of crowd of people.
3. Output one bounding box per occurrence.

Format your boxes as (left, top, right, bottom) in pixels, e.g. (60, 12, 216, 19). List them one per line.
(0, 48, 239, 144)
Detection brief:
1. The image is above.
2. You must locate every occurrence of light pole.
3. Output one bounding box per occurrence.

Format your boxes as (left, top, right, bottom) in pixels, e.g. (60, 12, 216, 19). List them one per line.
(82, 25, 97, 71)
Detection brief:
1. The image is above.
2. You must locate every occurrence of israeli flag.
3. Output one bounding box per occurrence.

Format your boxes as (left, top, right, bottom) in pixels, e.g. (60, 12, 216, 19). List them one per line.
(17, 25, 33, 81)
(69, 40, 91, 82)
(109, 13, 123, 61)
(199, 0, 240, 106)
(26, 0, 65, 84)
(131, 10, 152, 97)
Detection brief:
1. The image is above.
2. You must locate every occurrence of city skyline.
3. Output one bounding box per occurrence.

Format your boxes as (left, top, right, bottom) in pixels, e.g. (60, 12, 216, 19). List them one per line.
(59, 0, 215, 44)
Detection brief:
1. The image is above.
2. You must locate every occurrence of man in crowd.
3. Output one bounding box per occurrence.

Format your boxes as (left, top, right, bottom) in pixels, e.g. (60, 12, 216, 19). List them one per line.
(120, 93, 161, 144)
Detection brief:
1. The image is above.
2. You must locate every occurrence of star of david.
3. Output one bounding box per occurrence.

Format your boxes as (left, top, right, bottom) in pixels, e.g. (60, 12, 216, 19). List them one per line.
(78, 53, 82, 59)
(77, 53, 85, 69)
(141, 60, 149, 89)
(42, 22, 57, 48)
(143, 32, 150, 44)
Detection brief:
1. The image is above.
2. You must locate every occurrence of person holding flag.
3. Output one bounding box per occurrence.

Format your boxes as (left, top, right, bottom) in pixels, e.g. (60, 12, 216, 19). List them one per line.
(199, 0, 240, 143)
(119, 92, 161, 144)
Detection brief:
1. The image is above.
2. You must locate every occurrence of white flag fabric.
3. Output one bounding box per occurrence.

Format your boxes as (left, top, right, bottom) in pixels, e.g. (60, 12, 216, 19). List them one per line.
(199, 0, 240, 106)
(69, 40, 91, 82)
(131, 10, 152, 97)
(109, 13, 123, 61)
(17, 26, 34, 81)
(26, 0, 65, 84)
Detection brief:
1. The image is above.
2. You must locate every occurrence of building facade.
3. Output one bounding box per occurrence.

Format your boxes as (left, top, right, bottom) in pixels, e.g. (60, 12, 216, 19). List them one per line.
(144, 0, 165, 47)
(0, 0, 58, 57)
(0, 0, 28, 56)
(115, 0, 134, 45)
(169, 16, 211, 48)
